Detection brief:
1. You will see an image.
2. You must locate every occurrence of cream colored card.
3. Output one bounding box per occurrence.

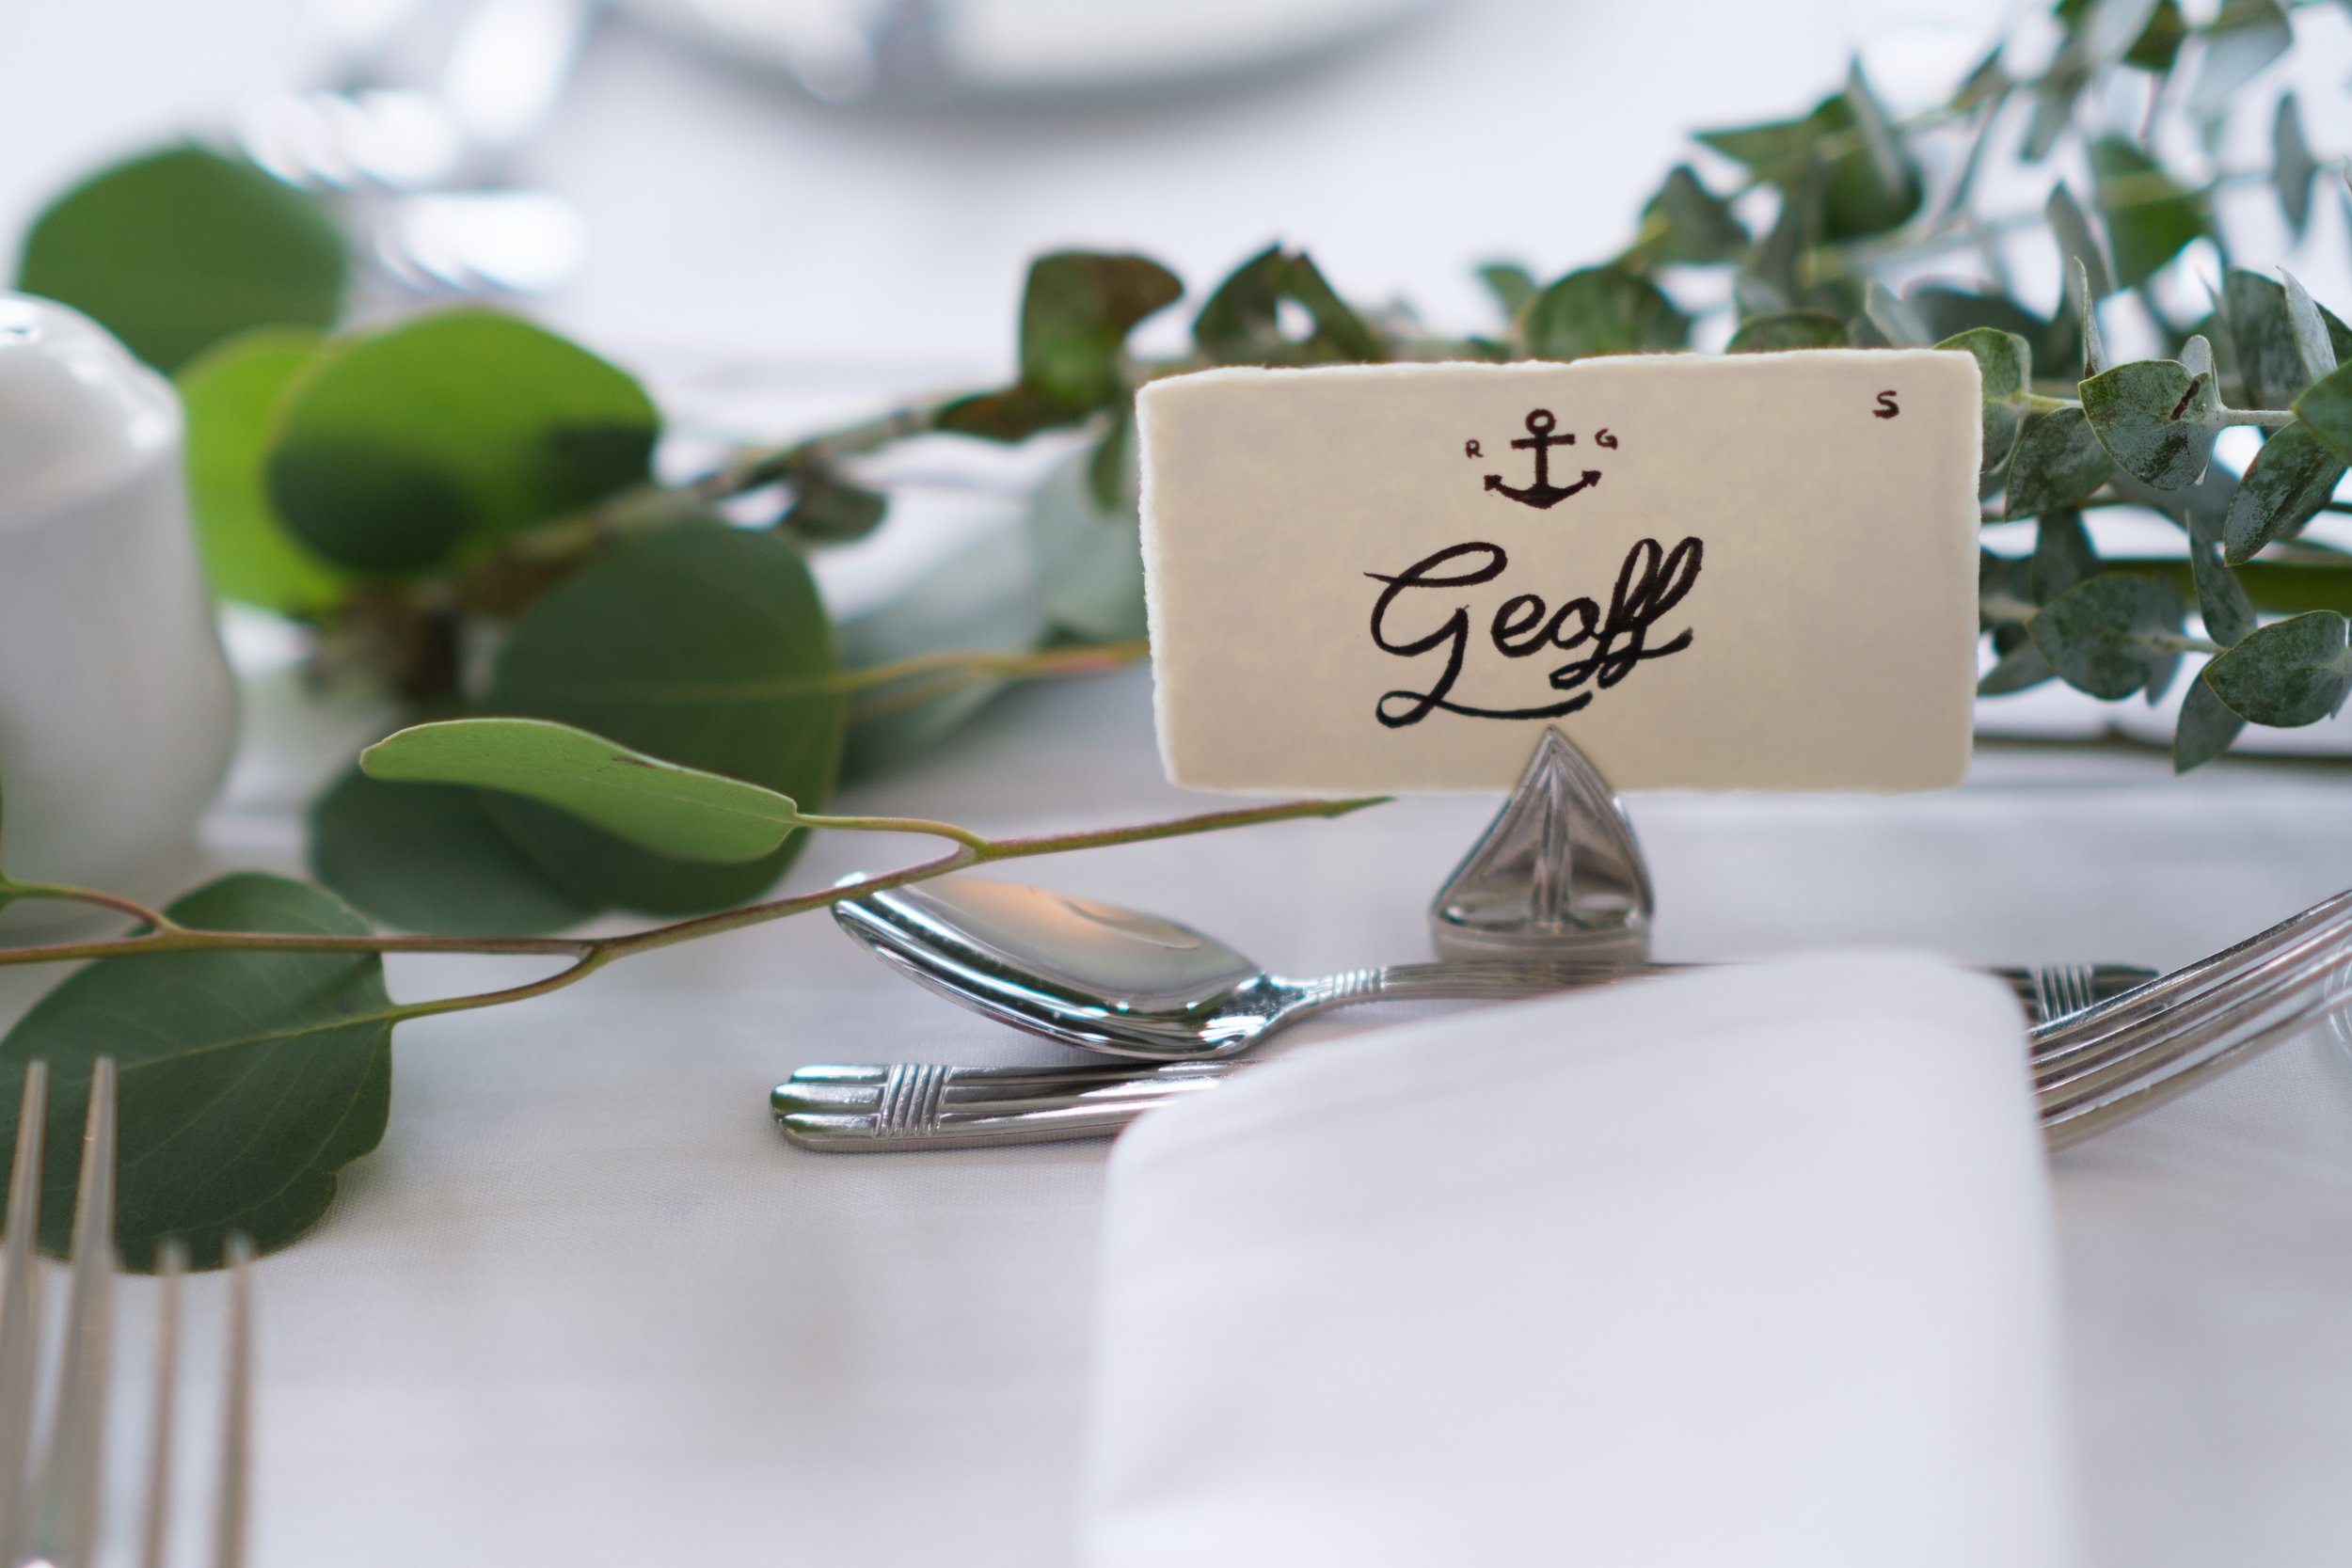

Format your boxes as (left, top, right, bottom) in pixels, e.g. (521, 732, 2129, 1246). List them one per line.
(1138, 352, 1981, 795)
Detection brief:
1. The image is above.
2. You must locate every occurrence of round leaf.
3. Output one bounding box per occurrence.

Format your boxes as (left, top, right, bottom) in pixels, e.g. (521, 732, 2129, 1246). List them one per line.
(1937, 327, 2030, 478)
(2173, 673, 2246, 771)
(1521, 267, 1691, 360)
(310, 766, 597, 936)
(264, 309, 659, 574)
(2003, 404, 2114, 519)
(2080, 359, 2218, 489)
(14, 147, 344, 374)
(2027, 573, 2182, 699)
(1019, 251, 1183, 413)
(2202, 610, 2352, 727)
(483, 524, 844, 915)
(2223, 420, 2346, 562)
(364, 717, 806, 863)
(1027, 448, 1145, 642)
(178, 327, 348, 613)
(0, 873, 389, 1269)
(2291, 361, 2352, 464)
(1726, 311, 1848, 353)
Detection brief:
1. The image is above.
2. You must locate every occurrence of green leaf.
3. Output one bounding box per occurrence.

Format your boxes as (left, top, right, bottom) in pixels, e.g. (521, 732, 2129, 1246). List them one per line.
(2173, 673, 2246, 770)
(1522, 267, 1691, 361)
(1726, 310, 1848, 353)
(2089, 137, 2204, 289)
(1905, 288, 2049, 347)
(2045, 183, 2113, 302)
(1938, 327, 2032, 478)
(1027, 448, 1146, 641)
(177, 327, 348, 613)
(1635, 166, 1747, 264)
(1194, 245, 1382, 365)
(1697, 89, 1920, 239)
(2080, 0, 2164, 67)
(14, 147, 345, 374)
(2291, 361, 2352, 462)
(2223, 420, 2346, 562)
(483, 523, 843, 915)
(1088, 412, 1133, 513)
(310, 766, 596, 936)
(265, 310, 658, 574)
(2274, 93, 2318, 237)
(836, 515, 1050, 784)
(2031, 508, 2101, 603)
(934, 384, 1076, 443)
(2028, 572, 2183, 699)
(2184, 0, 2292, 121)
(0, 873, 389, 1269)
(2122, 0, 2186, 70)
(362, 717, 805, 863)
(1476, 262, 1537, 321)
(1980, 548, 2038, 627)
(781, 467, 888, 544)
(2005, 405, 2115, 519)
(1019, 251, 1183, 414)
(2186, 527, 2258, 646)
(1979, 637, 2058, 695)
(2279, 269, 2337, 383)
(2203, 610, 2352, 725)
(2080, 357, 2218, 488)
(1863, 279, 1931, 347)
(2221, 271, 2311, 409)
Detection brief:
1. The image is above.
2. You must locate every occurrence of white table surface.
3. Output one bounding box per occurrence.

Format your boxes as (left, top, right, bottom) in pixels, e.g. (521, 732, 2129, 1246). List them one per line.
(12, 2, 2352, 1561)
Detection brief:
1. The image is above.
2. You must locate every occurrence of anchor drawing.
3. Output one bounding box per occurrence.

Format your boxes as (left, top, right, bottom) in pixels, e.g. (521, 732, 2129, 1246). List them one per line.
(1484, 408, 1601, 509)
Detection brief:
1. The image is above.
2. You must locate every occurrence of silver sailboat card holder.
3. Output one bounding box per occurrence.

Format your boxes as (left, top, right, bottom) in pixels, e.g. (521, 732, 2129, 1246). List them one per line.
(1428, 728, 1652, 966)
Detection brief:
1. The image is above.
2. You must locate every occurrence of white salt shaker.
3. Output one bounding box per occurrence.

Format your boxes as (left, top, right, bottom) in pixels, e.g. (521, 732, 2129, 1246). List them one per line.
(0, 293, 235, 932)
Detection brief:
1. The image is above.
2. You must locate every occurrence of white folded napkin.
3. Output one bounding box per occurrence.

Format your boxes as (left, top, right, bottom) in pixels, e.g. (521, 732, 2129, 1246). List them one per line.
(1076, 953, 2081, 1568)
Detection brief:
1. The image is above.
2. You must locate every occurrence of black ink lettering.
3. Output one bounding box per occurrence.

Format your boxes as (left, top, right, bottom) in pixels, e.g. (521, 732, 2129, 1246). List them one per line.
(1365, 543, 1508, 727)
(1464, 438, 1483, 458)
(1873, 390, 1899, 420)
(1594, 428, 1618, 449)
(1490, 594, 1549, 655)
(1485, 408, 1601, 509)
(1547, 537, 1703, 694)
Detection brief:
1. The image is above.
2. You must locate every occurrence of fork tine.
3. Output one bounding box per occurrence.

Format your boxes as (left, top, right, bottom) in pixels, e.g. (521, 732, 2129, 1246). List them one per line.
(213, 1233, 254, 1568)
(30, 1056, 119, 1568)
(138, 1238, 187, 1568)
(0, 1061, 47, 1560)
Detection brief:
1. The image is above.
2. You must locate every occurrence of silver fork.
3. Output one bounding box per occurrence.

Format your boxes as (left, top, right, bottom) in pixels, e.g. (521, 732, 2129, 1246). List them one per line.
(775, 889, 2352, 1151)
(0, 1060, 256, 1568)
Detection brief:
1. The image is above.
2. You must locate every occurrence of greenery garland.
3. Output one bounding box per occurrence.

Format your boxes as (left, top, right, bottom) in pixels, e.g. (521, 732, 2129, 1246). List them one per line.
(2, 0, 2347, 1265)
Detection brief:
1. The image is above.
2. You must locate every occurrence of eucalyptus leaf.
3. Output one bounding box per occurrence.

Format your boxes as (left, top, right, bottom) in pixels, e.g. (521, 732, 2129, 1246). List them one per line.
(364, 717, 806, 863)
(2075, 259, 2107, 377)
(177, 327, 347, 614)
(1636, 166, 1747, 265)
(934, 384, 1075, 444)
(0, 874, 389, 1270)
(2081, 0, 2164, 68)
(2223, 420, 2346, 562)
(15, 147, 345, 374)
(2046, 183, 2113, 301)
(2292, 361, 2352, 462)
(2122, 0, 2186, 71)
(1939, 327, 2032, 478)
(2030, 508, 2101, 604)
(782, 467, 888, 544)
(1476, 262, 1537, 321)
(1697, 90, 1920, 239)
(310, 766, 596, 936)
(1979, 638, 2058, 695)
(2184, 0, 2293, 122)
(2279, 269, 2337, 383)
(2028, 572, 2182, 699)
(1863, 279, 1930, 347)
(2173, 672, 2246, 770)
(1519, 267, 1691, 361)
(1019, 251, 1183, 414)
(2005, 405, 2115, 520)
(2080, 357, 2218, 488)
(1726, 310, 1848, 353)
(265, 310, 659, 574)
(2202, 610, 2352, 725)
(1195, 245, 1381, 365)
(2274, 93, 2318, 237)
(2221, 271, 2312, 409)
(1905, 288, 2048, 346)
(1979, 548, 2038, 627)
(2089, 138, 2204, 289)
(484, 524, 844, 915)
(2186, 529, 2258, 646)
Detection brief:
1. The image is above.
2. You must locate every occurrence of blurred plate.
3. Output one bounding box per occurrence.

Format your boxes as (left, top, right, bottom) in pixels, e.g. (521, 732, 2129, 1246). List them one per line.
(617, 0, 1438, 103)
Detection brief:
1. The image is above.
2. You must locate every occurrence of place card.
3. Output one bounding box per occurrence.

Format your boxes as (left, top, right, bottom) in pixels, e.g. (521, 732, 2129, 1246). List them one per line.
(1138, 352, 1981, 794)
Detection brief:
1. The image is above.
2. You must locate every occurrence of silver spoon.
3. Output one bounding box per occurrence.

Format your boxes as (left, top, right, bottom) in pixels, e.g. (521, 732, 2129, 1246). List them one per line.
(831, 875, 2154, 1062)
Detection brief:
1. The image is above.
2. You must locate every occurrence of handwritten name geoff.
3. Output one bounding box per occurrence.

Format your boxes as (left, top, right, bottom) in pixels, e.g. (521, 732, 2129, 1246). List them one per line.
(1364, 536, 1704, 727)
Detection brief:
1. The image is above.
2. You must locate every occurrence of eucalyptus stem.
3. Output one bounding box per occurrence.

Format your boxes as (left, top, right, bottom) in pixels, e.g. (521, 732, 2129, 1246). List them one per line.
(0, 798, 1387, 1023)
(0, 879, 178, 933)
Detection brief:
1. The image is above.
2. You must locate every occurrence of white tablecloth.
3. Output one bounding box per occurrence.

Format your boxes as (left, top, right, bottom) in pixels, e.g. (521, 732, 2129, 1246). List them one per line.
(7, 664, 2332, 1567)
